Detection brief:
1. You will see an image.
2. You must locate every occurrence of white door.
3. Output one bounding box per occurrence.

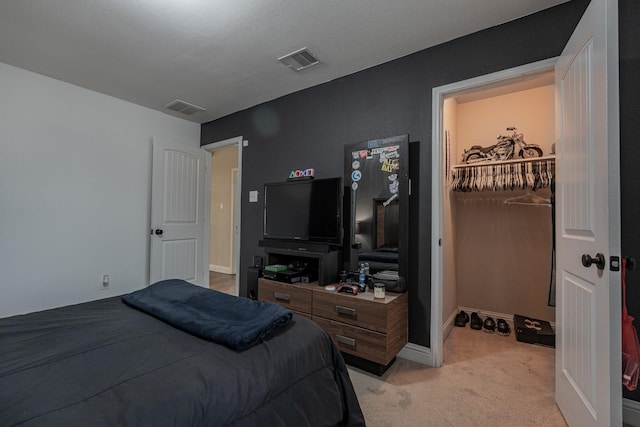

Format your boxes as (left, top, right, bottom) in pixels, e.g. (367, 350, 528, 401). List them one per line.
(150, 139, 210, 286)
(554, 0, 621, 425)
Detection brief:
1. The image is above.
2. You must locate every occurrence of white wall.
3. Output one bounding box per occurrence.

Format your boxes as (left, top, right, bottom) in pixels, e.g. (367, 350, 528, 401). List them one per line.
(0, 62, 201, 318)
(455, 85, 555, 160)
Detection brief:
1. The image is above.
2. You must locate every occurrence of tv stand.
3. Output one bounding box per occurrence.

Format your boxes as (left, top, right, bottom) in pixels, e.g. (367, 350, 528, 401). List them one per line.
(262, 244, 339, 285)
(259, 239, 333, 254)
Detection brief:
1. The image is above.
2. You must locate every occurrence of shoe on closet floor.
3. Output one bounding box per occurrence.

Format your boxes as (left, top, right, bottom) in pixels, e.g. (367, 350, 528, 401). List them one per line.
(483, 316, 496, 334)
(470, 312, 483, 330)
(497, 318, 511, 336)
(454, 310, 470, 327)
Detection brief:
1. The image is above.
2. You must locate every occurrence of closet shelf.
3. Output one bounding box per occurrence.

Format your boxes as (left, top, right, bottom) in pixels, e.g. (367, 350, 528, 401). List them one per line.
(451, 155, 556, 169)
(450, 156, 555, 192)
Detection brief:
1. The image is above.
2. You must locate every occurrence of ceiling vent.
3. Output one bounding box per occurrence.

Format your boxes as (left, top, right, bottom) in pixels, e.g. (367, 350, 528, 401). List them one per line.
(165, 99, 206, 116)
(278, 48, 320, 71)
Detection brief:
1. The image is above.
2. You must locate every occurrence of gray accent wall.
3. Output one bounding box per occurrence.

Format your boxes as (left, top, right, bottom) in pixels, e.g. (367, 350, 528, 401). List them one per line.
(201, 0, 590, 347)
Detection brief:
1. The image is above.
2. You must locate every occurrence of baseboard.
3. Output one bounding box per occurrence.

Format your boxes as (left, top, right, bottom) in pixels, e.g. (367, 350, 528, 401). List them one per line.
(443, 309, 458, 340)
(397, 343, 433, 367)
(398, 309, 556, 370)
(209, 264, 232, 274)
(624, 398, 640, 426)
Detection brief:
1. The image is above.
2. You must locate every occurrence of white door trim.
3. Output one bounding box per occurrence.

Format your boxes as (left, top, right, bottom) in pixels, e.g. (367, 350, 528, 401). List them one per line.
(430, 58, 557, 367)
(202, 136, 243, 296)
(230, 168, 239, 275)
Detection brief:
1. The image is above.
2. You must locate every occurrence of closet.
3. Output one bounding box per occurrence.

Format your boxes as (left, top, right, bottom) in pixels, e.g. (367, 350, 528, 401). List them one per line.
(440, 67, 556, 343)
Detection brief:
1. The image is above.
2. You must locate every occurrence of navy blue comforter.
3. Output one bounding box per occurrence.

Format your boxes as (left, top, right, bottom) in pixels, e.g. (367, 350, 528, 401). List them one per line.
(122, 279, 292, 350)
(0, 295, 365, 426)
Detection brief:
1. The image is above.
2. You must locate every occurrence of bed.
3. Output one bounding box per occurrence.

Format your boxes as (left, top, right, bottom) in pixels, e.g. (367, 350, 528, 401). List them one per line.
(0, 280, 365, 426)
(357, 247, 399, 273)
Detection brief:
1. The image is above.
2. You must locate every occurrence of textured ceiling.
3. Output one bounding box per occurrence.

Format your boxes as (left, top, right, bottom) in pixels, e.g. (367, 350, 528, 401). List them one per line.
(0, 0, 568, 124)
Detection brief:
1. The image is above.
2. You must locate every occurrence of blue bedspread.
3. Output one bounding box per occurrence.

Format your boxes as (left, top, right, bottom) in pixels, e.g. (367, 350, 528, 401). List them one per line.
(122, 279, 292, 350)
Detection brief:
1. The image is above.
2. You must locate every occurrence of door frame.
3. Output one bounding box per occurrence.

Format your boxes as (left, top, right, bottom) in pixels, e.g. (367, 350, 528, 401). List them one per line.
(230, 167, 239, 275)
(202, 136, 244, 296)
(430, 57, 558, 367)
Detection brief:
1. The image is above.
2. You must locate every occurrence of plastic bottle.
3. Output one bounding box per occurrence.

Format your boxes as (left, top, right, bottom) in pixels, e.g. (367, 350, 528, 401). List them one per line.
(359, 264, 366, 288)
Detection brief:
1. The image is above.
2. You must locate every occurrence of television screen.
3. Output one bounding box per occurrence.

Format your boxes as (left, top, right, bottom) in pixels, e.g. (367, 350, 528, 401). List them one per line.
(263, 178, 342, 245)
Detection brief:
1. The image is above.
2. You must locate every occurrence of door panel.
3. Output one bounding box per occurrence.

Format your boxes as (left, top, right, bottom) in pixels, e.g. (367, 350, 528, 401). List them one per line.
(150, 139, 209, 286)
(561, 40, 595, 238)
(555, 0, 620, 425)
(561, 271, 596, 415)
(161, 239, 197, 281)
(164, 150, 199, 223)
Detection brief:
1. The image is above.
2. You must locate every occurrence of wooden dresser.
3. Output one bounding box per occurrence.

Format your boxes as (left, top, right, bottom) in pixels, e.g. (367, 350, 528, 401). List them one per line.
(259, 278, 408, 373)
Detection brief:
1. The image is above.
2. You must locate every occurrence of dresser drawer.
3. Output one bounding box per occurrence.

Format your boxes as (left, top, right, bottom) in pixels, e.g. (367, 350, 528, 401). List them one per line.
(313, 316, 389, 365)
(312, 291, 387, 333)
(259, 279, 312, 314)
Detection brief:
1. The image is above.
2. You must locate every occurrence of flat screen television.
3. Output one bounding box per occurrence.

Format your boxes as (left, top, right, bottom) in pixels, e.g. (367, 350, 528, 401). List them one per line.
(263, 177, 343, 245)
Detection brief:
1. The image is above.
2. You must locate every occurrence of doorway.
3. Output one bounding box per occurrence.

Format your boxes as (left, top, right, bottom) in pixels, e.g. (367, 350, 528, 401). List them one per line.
(431, 58, 558, 368)
(202, 136, 243, 296)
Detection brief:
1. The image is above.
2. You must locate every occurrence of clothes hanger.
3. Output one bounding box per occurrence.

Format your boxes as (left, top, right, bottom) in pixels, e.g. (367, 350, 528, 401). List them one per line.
(504, 190, 551, 207)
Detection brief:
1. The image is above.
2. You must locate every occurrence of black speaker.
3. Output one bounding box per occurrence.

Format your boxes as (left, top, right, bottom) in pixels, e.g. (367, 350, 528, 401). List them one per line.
(252, 255, 264, 268)
(247, 267, 261, 300)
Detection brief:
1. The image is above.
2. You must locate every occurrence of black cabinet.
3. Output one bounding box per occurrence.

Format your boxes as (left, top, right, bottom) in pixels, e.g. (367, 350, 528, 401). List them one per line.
(263, 246, 339, 285)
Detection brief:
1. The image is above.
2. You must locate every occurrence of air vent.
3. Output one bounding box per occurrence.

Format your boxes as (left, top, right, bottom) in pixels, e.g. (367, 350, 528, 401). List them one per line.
(278, 48, 320, 71)
(165, 99, 206, 116)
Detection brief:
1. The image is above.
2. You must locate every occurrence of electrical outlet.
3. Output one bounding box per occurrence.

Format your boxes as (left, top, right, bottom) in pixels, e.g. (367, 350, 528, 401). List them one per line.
(101, 274, 110, 290)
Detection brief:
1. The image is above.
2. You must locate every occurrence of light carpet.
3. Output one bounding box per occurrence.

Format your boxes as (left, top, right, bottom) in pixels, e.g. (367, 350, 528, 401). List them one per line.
(348, 326, 566, 427)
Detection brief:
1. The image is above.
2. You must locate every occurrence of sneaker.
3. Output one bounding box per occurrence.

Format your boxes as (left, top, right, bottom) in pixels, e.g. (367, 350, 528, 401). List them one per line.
(497, 318, 511, 336)
(483, 316, 496, 334)
(470, 312, 483, 330)
(454, 310, 470, 327)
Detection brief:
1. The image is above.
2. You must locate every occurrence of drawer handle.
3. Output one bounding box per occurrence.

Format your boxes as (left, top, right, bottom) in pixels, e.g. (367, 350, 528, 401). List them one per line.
(336, 335, 356, 347)
(274, 292, 290, 302)
(335, 305, 356, 317)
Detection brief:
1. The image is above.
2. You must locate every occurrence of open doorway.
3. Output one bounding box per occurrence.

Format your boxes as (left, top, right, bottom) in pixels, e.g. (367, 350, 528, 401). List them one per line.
(431, 58, 557, 368)
(202, 136, 243, 296)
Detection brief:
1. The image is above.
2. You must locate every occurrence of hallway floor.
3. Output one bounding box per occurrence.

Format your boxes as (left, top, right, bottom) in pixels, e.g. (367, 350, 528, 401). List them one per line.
(209, 271, 236, 295)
